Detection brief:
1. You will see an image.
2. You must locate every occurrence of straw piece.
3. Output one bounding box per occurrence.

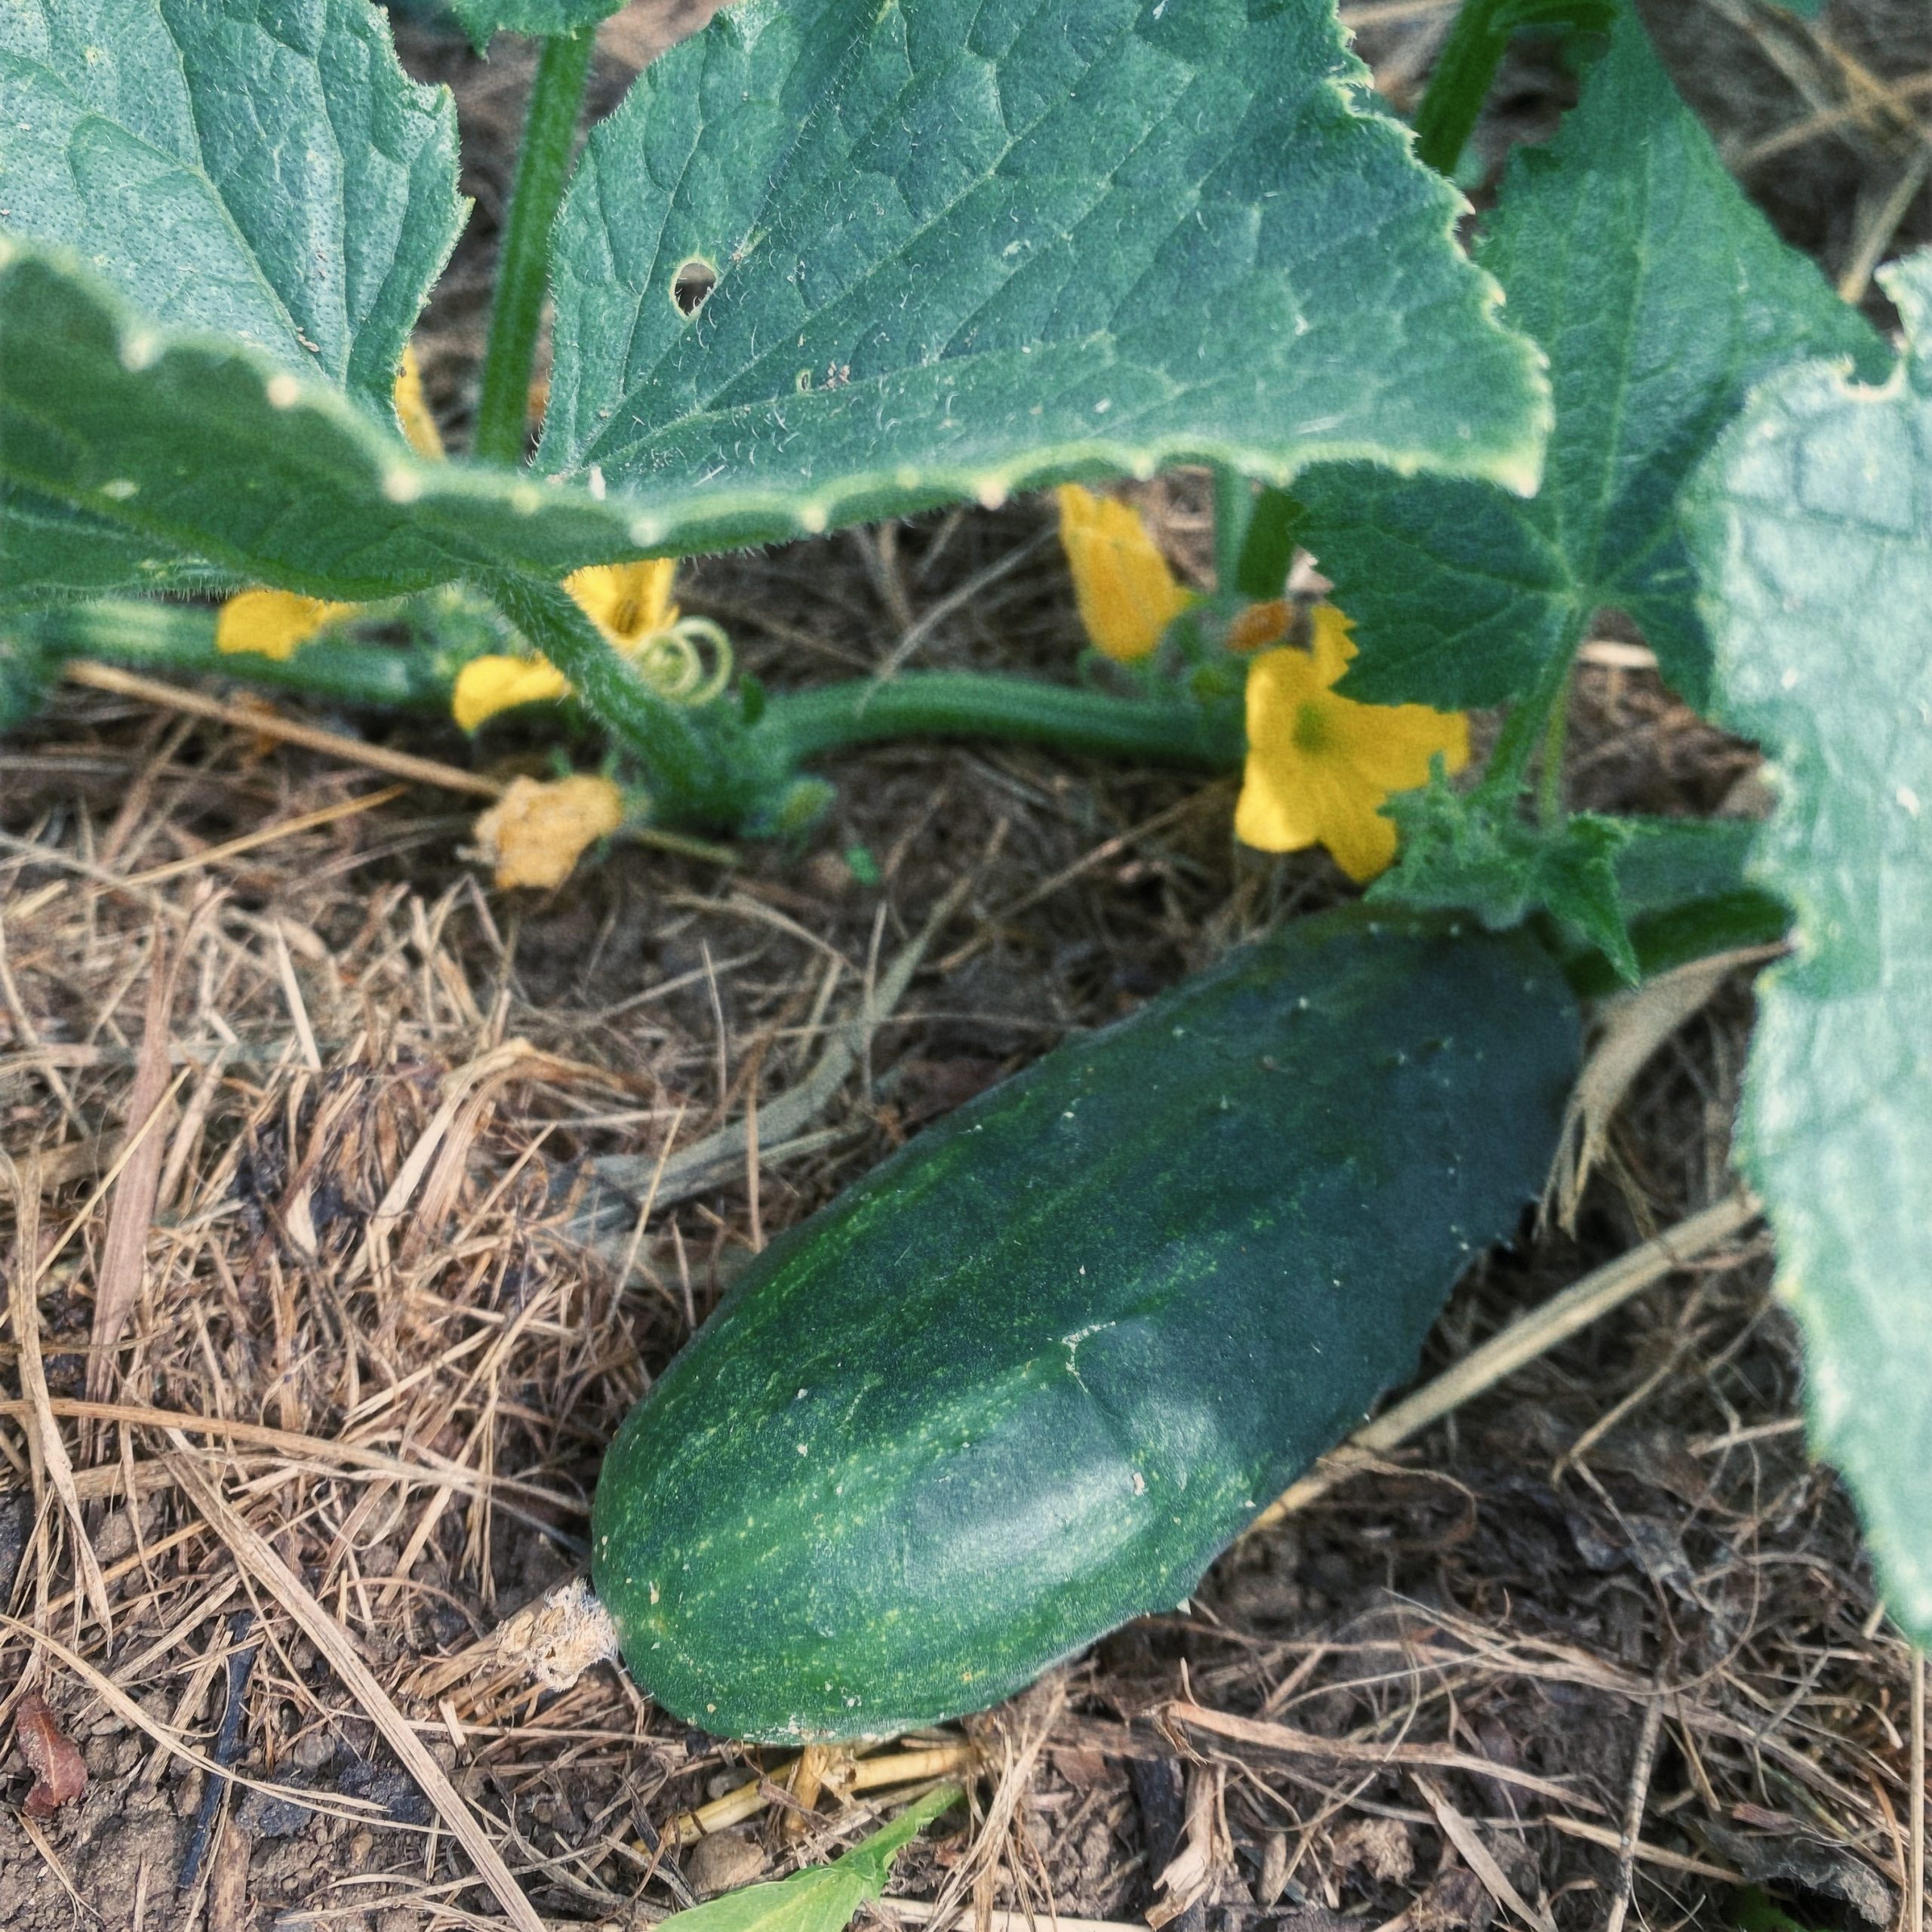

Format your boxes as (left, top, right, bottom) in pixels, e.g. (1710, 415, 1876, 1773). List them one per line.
(164, 1438, 546, 1932)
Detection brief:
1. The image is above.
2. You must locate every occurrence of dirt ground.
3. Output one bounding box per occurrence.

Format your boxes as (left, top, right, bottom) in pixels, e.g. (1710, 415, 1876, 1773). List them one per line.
(3, 2, 1929, 1929)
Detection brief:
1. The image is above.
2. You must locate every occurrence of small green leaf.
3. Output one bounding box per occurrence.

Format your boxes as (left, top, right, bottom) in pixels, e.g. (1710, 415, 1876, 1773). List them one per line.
(660, 1789, 961, 1932)
(537, 0, 1552, 534)
(0, 0, 463, 417)
(1297, 6, 1883, 711)
(1371, 771, 1637, 981)
(1684, 246, 1932, 1647)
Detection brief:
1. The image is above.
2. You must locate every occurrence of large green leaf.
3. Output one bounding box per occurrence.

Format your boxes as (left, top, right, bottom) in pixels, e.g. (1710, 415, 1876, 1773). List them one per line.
(0, 487, 239, 609)
(0, 0, 465, 599)
(0, 0, 463, 415)
(0, 242, 656, 600)
(1, 0, 1555, 605)
(536, 0, 1551, 520)
(1294, 6, 1883, 712)
(1684, 248, 1932, 1647)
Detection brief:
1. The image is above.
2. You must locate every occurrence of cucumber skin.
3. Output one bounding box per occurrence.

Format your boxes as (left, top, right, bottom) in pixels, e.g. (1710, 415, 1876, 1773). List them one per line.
(591, 908, 1578, 1743)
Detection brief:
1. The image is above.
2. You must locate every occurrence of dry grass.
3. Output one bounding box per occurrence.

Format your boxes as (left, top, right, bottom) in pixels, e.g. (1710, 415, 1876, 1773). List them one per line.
(2, 0, 1929, 1927)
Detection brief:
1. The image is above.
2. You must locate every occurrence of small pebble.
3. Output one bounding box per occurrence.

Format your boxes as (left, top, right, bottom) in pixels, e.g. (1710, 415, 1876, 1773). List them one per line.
(683, 1829, 768, 1898)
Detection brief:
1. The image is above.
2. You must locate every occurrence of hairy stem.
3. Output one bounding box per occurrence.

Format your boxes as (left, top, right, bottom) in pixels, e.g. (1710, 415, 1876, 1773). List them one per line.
(1212, 466, 1252, 598)
(474, 568, 747, 817)
(472, 30, 597, 466)
(763, 673, 1244, 771)
(1475, 630, 1580, 810)
(1536, 654, 1574, 826)
(1413, 0, 1611, 177)
(23, 600, 451, 709)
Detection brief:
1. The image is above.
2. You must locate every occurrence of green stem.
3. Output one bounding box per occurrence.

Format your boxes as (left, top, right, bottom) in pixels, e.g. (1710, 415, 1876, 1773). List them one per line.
(764, 674, 1245, 771)
(1412, 0, 1612, 177)
(475, 568, 752, 820)
(1474, 632, 1578, 810)
(1211, 466, 1252, 597)
(1412, 0, 1514, 177)
(24, 600, 451, 709)
(1535, 654, 1574, 826)
(25, 593, 1248, 832)
(473, 30, 597, 466)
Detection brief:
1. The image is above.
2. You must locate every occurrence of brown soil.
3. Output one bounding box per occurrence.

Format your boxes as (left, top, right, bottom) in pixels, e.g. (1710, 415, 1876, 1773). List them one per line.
(2, 3, 1927, 1930)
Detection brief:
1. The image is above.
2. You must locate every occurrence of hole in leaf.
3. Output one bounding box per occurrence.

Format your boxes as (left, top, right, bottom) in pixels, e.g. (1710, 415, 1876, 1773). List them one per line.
(672, 258, 718, 317)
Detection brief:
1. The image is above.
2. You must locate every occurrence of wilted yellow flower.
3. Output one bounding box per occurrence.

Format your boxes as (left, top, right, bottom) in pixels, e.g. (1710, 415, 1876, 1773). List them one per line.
(1235, 605, 1468, 884)
(454, 559, 683, 731)
(1226, 598, 1291, 654)
(393, 343, 445, 460)
(215, 589, 357, 661)
(474, 774, 625, 890)
(1056, 485, 1193, 663)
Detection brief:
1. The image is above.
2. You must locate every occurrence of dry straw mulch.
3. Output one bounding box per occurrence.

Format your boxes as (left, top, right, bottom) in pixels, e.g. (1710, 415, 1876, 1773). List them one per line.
(4, 0, 1930, 1927)
(3, 503, 1921, 1932)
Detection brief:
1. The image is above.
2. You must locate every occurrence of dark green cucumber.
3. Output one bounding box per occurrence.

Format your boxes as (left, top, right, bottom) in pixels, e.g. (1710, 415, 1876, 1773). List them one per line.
(591, 907, 1579, 1743)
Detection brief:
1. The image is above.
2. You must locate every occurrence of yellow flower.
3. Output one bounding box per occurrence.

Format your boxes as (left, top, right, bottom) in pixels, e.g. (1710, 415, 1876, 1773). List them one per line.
(473, 774, 626, 890)
(217, 349, 441, 658)
(451, 656, 572, 731)
(565, 558, 679, 645)
(453, 559, 682, 731)
(215, 589, 357, 660)
(1056, 484, 1193, 662)
(1235, 605, 1468, 884)
(393, 343, 445, 460)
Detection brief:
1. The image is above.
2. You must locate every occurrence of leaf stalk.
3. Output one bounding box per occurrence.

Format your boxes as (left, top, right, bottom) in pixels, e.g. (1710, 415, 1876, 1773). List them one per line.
(473, 29, 597, 466)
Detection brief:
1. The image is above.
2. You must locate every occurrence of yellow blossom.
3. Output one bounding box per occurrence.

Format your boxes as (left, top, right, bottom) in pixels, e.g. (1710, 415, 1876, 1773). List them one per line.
(451, 655, 572, 731)
(393, 343, 445, 460)
(215, 589, 357, 660)
(565, 558, 679, 645)
(1235, 605, 1468, 884)
(474, 774, 625, 890)
(1056, 484, 1193, 662)
(454, 559, 684, 731)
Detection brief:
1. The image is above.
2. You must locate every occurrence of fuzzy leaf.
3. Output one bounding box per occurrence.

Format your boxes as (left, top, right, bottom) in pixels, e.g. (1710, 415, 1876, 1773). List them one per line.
(0, 0, 464, 599)
(658, 1790, 961, 1932)
(0, 242, 664, 600)
(1297, 8, 1883, 712)
(1684, 247, 1932, 1646)
(0, 488, 240, 609)
(0, 0, 463, 414)
(1372, 775, 1638, 980)
(536, 0, 1551, 538)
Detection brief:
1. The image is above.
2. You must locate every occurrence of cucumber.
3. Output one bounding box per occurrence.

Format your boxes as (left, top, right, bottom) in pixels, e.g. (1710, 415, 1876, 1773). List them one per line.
(592, 907, 1578, 1743)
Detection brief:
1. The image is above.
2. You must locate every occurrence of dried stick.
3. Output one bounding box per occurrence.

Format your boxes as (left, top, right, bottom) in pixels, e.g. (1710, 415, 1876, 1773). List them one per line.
(164, 1439, 546, 1932)
(1164, 1701, 1597, 1811)
(63, 660, 735, 863)
(1604, 1695, 1664, 1932)
(2, 1158, 115, 1633)
(1912, 1645, 1925, 1932)
(65, 660, 505, 797)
